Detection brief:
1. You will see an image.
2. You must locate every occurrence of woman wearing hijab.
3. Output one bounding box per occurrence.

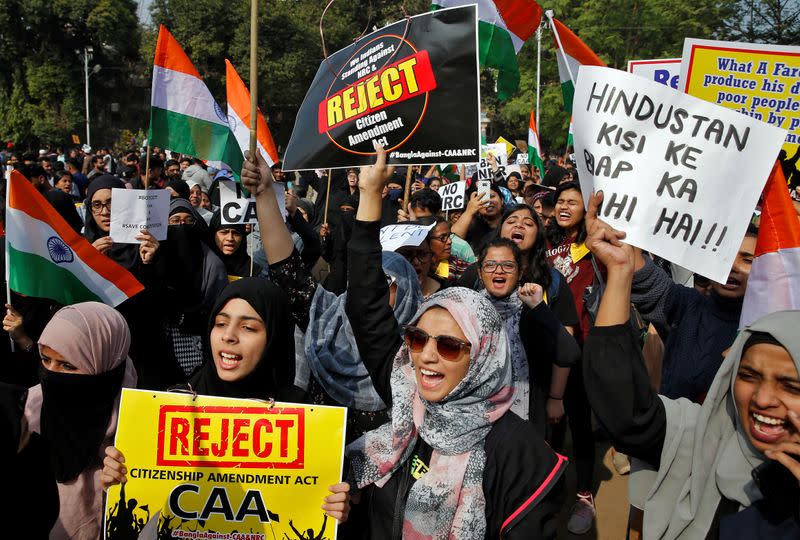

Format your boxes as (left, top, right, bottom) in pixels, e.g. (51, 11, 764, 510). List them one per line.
(161, 198, 228, 376)
(46, 189, 83, 234)
(584, 192, 800, 539)
(208, 210, 263, 280)
(24, 302, 137, 539)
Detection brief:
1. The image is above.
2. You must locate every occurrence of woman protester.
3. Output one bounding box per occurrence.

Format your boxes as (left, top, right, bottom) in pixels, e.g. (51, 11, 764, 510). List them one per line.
(476, 237, 579, 436)
(343, 145, 566, 539)
(452, 181, 506, 254)
(583, 191, 800, 538)
(208, 210, 263, 280)
(24, 302, 137, 539)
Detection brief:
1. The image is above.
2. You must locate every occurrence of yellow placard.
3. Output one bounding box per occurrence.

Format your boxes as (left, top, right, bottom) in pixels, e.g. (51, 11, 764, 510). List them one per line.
(680, 39, 800, 158)
(495, 136, 516, 159)
(104, 389, 347, 540)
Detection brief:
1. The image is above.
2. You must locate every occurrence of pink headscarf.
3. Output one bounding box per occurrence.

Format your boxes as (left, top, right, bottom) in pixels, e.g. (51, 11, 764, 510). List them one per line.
(24, 302, 137, 540)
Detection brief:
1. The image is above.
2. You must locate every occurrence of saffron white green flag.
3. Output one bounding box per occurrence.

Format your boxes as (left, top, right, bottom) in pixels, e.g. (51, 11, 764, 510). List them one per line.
(548, 15, 605, 112)
(149, 25, 243, 176)
(527, 111, 545, 179)
(432, 0, 541, 99)
(5, 170, 144, 306)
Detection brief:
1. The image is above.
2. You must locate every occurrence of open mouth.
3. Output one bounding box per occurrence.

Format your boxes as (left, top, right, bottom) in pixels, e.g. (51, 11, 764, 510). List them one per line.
(510, 230, 525, 244)
(218, 351, 242, 370)
(557, 211, 571, 222)
(417, 367, 444, 389)
(721, 276, 741, 290)
(491, 276, 508, 290)
(750, 411, 787, 443)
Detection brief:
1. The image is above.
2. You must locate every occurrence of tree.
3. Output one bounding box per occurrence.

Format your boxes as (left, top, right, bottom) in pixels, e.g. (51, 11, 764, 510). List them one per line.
(723, 0, 800, 44)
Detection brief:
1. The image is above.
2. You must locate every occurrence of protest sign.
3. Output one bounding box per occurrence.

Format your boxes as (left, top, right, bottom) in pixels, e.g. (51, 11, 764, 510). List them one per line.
(104, 389, 346, 540)
(572, 66, 786, 283)
(109, 189, 169, 243)
(283, 5, 480, 170)
(440, 180, 467, 211)
(628, 58, 681, 89)
(380, 222, 436, 252)
(516, 153, 529, 165)
(679, 39, 800, 157)
(496, 136, 516, 159)
(219, 180, 286, 225)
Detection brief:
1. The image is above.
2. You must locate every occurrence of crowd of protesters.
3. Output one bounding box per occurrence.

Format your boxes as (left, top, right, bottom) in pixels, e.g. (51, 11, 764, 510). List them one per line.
(1, 137, 800, 540)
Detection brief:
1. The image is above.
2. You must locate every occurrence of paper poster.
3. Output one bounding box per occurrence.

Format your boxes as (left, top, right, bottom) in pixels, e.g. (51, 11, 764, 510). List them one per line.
(379, 222, 436, 252)
(439, 180, 467, 211)
(627, 58, 681, 89)
(679, 38, 800, 158)
(109, 189, 169, 243)
(104, 389, 346, 540)
(572, 66, 786, 283)
(283, 6, 480, 169)
(219, 180, 286, 225)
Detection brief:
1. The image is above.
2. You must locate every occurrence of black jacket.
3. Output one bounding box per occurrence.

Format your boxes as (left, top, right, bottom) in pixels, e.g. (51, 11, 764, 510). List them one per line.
(345, 219, 566, 539)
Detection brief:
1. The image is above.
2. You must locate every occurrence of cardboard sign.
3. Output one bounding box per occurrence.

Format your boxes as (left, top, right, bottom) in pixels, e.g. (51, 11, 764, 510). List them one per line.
(679, 39, 800, 158)
(440, 180, 467, 211)
(104, 389, 346, 540)
(380, 222, 436, 252)
(572, 66, 786, 283)
(627, 58, 681, 89)
(283, 6, 480, 170)
(516, 153, 529, 165)
(219, 180, 286, 225)
(109, 189, 169, 243)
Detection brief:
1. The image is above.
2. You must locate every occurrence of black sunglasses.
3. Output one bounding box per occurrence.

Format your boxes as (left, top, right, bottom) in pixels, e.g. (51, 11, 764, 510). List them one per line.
(402, 325, 471, 361)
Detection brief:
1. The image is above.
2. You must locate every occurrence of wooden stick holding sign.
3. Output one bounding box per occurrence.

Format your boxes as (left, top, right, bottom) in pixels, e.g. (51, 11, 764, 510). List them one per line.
(143, 145, 151, 189)
(248, 0, 258, 159)
(403, 166, 413, 209)
(323, 169, 332, 225)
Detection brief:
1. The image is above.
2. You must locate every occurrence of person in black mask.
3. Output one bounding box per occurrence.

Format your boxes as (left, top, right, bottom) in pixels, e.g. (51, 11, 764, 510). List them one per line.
(208, 210, 263, 280)
(23, 302, 137, 539)
(162, 198, 227, 377)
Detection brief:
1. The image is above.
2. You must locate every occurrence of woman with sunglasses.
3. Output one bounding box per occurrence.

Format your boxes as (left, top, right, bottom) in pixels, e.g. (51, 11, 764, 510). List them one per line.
(344, 145, 566, 539)
(477, 237, 579, 436)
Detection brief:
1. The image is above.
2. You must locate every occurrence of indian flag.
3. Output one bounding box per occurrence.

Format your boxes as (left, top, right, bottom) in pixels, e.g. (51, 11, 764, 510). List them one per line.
(527, 111, 545, 178)
(548, 15, 605, 112)
(149, 25, 243, 176)
(567, 116, 574, 147)
(432, 0, 541, 100)
(739, 162, 800, 329)
(225, 59, 279, 167)
(5, 170, 144, 306)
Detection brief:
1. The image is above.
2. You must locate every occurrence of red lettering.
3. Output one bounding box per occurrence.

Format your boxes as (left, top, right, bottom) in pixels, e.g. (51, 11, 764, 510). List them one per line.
(211, 418, 229, 457)
(169, 417, 190, 455)
(193, 417, 210, 456)
(252, 418, 273, 458)
(232, 418, 250, 457)
(275, 419, 295, 458)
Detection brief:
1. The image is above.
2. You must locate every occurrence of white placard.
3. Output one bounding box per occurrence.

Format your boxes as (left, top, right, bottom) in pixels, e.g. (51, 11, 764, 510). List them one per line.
(219, 180, 286, 224)
(109, 188, 169, 243)
(573, 66, 786, 283)
(627, 58, 681, 89)
(380, 223, 436, 252)
(440, 181, 467, 211)
(516, 153, 529, 165)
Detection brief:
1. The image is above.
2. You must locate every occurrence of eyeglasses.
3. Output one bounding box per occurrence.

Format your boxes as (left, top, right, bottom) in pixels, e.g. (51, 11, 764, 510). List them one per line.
(90, 200, 112, 214)
(403, 325, 471, 361)
(429, 233, 453, 244)
(168, 215, 196, 225)
(481, 260, 517, 273)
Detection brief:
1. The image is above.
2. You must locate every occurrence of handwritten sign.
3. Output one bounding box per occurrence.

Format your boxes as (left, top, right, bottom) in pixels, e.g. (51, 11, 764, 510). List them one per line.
(109, 189, 169, 243)
(219, 180, 286, 225)
(573, 66, 786, 283)
(440, 181, 467, 211)
(380, 222, 436, 252)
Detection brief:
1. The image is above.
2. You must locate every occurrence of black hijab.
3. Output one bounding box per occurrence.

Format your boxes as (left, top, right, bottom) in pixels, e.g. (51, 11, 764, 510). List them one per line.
(208, 210, 262, 278)
(45, 190, 82, 234)
(164, 198, 209, 323)
(188, 278, 298, 400)
(83, 175, 140, 270)
(165, 179, 191, 200)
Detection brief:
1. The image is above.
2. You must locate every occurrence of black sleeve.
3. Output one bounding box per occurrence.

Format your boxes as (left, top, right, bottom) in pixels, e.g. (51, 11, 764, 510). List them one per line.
(549, 277, 580, 328)
(520, 303, 581, 369)
(287, 212, 321, 269)
(267, 249, 317, 332)
(583, 324, 666, 468)
(456, 262, 481, 290)
(344, 220, 403, 406)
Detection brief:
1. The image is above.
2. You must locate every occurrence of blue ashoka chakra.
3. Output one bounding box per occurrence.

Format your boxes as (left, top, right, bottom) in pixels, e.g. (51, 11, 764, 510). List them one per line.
(47, 236, 74, 264)
(213, 101, 229, 124)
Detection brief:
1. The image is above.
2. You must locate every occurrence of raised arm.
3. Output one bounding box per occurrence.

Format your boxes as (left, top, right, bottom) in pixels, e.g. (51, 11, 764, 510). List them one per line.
(344, 145, 401, 405)
(583, 192, 666, 467)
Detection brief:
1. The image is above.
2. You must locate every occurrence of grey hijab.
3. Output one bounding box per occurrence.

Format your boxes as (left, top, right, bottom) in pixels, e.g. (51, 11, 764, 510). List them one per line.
(631, 310, 800, 539)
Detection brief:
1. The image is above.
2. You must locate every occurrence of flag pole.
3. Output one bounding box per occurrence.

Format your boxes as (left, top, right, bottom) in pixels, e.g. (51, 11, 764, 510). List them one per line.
(144, 145, 151, 189)
(248, 0, 259, 160)
(545, 11, 576, 86)
(4, 176, 15, 352)
(403, 166, 413, 210)
(323, 169, 332, 225)
(535, 25, 542, 129)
